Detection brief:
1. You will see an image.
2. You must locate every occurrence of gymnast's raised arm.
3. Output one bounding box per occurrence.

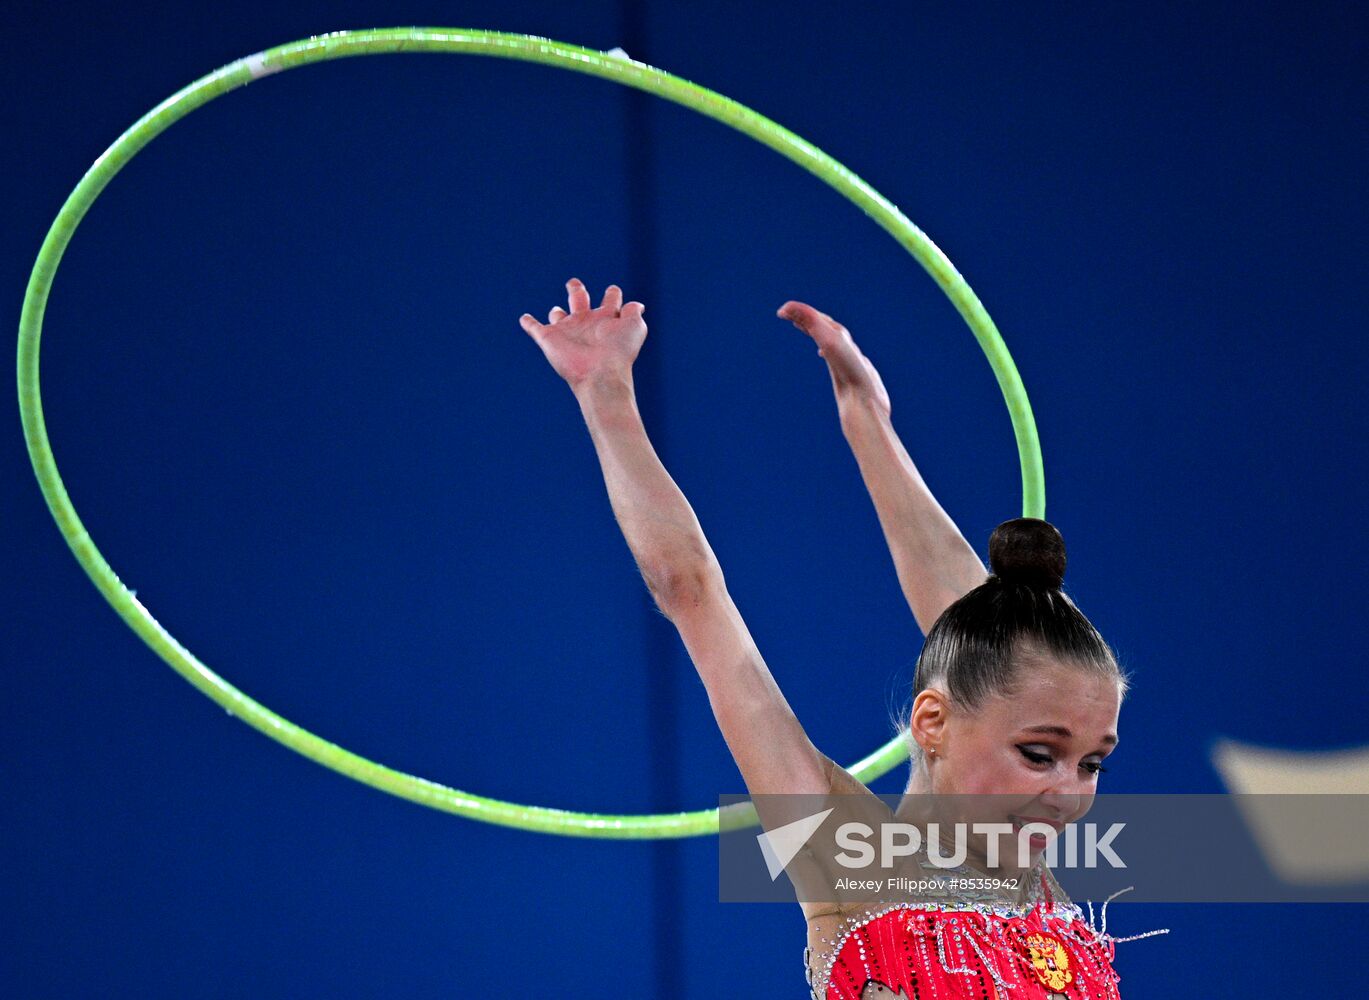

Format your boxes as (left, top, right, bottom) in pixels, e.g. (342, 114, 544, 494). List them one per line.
(520, 279, 836, 800)
(777, 301, 988, 635)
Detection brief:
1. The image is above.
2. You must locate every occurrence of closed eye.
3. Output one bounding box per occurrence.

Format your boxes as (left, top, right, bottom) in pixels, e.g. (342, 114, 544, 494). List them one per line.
(1019, 745, 1109, 775)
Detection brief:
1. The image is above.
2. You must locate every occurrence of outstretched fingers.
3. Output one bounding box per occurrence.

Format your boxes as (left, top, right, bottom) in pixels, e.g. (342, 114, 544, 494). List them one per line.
(779, 299, 849, 351)
(778, 300, 843, 332)
(567, 277, 591, 313)
(521, 281, 642, 338)
(601, 284, 623, 314)
(776, 300, 807, 324)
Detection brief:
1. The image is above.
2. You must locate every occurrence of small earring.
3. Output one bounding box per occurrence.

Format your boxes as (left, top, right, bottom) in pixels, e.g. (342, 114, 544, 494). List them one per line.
(927, 746, 936, 756)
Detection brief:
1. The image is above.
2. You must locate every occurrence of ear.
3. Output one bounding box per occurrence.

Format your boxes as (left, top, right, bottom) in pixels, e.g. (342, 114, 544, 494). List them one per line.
(909, 687, 950, 754)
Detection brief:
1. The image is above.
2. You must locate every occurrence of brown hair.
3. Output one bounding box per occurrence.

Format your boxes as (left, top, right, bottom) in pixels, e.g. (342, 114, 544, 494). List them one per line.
(895, 517, 1128, 756)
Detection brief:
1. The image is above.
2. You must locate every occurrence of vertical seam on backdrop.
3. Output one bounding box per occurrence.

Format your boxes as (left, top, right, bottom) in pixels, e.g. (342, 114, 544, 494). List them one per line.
(620, 2, 685, 998)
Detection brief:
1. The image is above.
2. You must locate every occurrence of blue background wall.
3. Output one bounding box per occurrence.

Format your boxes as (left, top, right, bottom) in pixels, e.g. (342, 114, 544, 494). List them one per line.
(6, 1, 1366, 995)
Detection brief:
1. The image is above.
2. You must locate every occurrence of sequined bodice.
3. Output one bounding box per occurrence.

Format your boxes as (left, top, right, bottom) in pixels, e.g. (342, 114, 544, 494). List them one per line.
(803, 898, 1123, 1000)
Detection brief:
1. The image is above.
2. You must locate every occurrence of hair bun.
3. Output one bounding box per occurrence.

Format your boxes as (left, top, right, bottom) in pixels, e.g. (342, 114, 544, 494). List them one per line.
(988, 517, 1067, 589)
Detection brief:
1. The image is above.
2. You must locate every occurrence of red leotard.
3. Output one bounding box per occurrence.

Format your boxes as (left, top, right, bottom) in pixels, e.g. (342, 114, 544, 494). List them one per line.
(803, 866, 1153, 1000)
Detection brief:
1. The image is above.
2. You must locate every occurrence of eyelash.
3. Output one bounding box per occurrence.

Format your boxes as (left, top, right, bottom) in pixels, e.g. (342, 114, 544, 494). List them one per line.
(1017, 746, 1109, 775)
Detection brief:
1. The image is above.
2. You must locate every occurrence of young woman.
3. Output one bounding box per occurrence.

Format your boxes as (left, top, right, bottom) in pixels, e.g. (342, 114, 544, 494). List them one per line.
(519, 279, 1141, 1000)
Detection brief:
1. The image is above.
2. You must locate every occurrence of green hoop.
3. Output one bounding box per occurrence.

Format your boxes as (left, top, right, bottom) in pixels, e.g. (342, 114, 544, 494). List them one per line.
(16, 28, 1045, 839)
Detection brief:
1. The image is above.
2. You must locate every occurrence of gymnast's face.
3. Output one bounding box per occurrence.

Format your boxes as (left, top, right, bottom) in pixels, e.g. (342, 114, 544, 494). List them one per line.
(912, 651, 1121, 868)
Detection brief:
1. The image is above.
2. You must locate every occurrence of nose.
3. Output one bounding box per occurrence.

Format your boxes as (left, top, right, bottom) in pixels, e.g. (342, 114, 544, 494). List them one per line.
(1038, 776, 1092, 821)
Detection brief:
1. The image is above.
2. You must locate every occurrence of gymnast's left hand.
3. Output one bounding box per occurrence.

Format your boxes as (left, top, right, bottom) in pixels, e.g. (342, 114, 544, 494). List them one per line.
(778, 300, 891, 416)
(519, 278, 647, 389)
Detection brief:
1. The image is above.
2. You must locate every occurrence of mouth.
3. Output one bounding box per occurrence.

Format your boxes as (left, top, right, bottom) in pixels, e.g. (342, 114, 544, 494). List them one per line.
(1008, 815, 1064, 841)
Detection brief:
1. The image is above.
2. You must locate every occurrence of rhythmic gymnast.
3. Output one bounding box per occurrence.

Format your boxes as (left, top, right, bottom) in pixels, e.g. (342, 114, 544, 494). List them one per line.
(520, 279, 1140, 999)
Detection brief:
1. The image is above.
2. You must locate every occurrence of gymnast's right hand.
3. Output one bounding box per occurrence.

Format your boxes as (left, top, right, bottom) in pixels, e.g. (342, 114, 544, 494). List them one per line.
(519, 278, 647, 388)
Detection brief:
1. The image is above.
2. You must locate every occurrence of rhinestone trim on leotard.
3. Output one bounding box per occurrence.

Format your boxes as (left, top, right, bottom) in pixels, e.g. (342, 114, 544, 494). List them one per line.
(803, 899, 1094, 1000)
(804, 892, 1168, 1000)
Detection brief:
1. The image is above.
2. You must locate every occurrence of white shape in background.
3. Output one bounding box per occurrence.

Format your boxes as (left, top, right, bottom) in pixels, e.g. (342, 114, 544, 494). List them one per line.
(604, 47, 631, 61)
(1212, 738, 1369, 885)
(757, 807, 835, 881)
